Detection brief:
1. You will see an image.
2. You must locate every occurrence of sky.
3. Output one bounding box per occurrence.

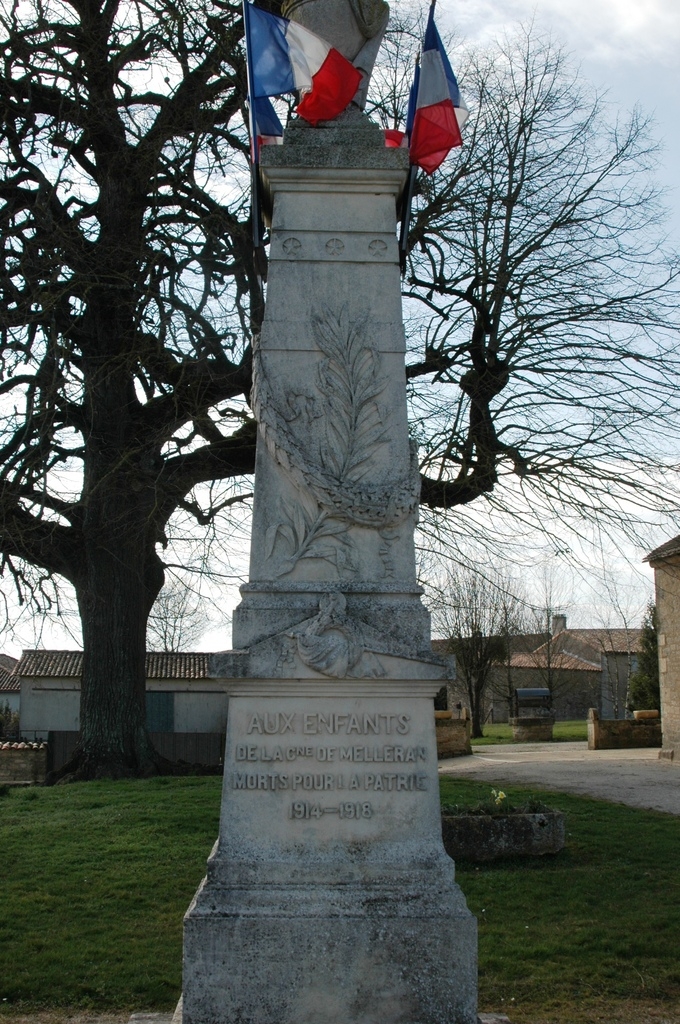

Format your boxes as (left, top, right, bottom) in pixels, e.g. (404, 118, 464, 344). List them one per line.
(443, 0, 680, 240)
(429, 0, 680, 623)
(2, 0, 679, 656)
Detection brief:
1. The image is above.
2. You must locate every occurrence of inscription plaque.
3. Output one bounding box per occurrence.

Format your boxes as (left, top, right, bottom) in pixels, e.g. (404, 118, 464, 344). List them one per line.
(217, 692, 442, 856)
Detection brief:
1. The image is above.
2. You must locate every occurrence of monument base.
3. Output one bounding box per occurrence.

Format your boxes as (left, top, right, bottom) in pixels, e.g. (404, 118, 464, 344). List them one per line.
(181, 680, 477, 1024)
(172, 1002, 504, 1024)
(183, 870, 476, 1024)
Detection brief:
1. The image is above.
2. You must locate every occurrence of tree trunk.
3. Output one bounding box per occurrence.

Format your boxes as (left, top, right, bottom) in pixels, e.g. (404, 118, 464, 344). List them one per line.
(468, 680, 485, 739)
(470, 705, 484, 740)
(77, 544, 164, 779)
(48, 360, 167, 781)
(48, 515, 165, 782)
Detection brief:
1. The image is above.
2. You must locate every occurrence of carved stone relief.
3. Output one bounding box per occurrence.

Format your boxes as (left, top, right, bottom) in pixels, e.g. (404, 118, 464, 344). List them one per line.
(282, 593, 386, 678)
(325, 237, 345, 256)
(368, 239, 387, 258)
(253, 306, 420, 579)
(282, 237, 302, 259)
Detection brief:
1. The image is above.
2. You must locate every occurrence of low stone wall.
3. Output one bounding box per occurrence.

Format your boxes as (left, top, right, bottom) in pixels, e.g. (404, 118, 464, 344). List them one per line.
(441, 811, 565, 863)
(509, 716, 554, 742)
(0, 743, 48, 783)
(587, 708, 662, 750)
(435, 711, 471, 758)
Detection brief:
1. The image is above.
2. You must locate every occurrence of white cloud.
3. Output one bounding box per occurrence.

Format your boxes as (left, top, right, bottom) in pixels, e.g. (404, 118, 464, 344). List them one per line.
(439, 0, 680, 67)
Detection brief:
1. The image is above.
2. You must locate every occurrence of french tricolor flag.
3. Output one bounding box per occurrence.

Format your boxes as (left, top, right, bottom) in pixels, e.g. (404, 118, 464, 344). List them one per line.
(244, 2, 362, 128)
(407, 6, 468, 174)
(253, 95, 284, 155)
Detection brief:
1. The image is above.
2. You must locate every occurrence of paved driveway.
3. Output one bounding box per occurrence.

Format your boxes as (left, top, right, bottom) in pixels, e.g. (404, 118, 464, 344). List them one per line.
(439, 741, 680, 815)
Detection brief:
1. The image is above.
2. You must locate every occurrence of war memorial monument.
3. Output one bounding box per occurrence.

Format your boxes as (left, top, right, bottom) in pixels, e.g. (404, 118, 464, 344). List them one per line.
(180, 1, 479, 1020)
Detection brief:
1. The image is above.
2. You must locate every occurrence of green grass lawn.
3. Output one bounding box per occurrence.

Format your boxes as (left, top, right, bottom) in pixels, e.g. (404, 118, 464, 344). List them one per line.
(472, 719, 588, 745)
(1, 776, 679, 1023)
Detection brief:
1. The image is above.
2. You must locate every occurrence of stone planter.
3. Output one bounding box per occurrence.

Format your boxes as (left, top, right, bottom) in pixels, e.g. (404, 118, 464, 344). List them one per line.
(633, 709, 660, 721)
(441, 810, 565, 863)
(509, 715, 554, 742)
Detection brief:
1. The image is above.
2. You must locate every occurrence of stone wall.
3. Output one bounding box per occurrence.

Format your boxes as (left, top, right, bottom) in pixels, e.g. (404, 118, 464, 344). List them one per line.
(0, 743, 47, 783)
(651, 553, 680, 761)
(509, 716, 554, 742)
(587, 709, 661, 750)
(435, 710, 471, 758)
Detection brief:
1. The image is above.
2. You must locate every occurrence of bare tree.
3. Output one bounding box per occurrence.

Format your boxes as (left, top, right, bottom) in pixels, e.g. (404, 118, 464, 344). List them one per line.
(493, 580, 532, 720)
(1, 6, 679, 779)
(0, 0, 258, 779)
(430, 566, 525, 738)
(404, 28, 680, 533)
(592, 562, 647, 718)
(147, 579, 208, 653)
(528, 573, 569, 696)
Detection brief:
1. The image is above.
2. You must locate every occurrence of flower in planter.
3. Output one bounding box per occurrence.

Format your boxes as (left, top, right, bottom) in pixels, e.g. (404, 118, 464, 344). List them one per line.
(491, 788, 507, 807)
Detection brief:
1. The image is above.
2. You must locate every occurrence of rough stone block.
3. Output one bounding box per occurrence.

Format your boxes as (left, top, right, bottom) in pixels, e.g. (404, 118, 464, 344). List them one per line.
(0, 745, 47, 783)
(588, 708, 662, 749)
(441, 811, 566, 863)
(509, 717, 554, 742)
(435, 711, 472, 758)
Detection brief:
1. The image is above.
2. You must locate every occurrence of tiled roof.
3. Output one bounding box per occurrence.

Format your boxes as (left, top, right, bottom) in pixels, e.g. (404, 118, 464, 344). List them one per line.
(557, 628, 642, 655)
(433, 626, 642, 668)
(510, 651, 600, 672)
(509, 632, 551, 654)
(645, 534, 680, 563)
(16, 650, 83, 678)
(15, 650, 212, 680)
(0, 654, 17, 673)
(0, 653, 18, 692)
(0, 666, 19, 692)
(145, 653, 210, 679)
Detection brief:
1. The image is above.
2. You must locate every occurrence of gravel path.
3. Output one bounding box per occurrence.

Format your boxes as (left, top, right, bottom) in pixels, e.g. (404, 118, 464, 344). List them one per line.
(439, 741, 680, 815)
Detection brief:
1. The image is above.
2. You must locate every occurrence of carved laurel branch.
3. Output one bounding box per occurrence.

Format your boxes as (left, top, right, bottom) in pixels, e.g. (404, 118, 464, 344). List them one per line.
(252, 307, 421, 534)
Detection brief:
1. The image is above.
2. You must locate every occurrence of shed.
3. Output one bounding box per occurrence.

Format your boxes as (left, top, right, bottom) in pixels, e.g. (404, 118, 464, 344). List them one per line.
(17, 649, 231, 740)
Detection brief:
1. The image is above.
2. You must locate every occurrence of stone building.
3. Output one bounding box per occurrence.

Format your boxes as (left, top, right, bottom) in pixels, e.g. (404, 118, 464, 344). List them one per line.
(434, 618, 641, 723)
(645, 536, 680, 762)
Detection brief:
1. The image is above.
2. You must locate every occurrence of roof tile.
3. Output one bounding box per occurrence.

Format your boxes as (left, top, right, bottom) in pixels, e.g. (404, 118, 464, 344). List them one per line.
(15, 650, 211, 680)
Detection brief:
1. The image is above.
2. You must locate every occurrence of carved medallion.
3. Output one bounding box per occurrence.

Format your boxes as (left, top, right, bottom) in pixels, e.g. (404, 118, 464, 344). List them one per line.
(368, 239, 388, 258)
(282, 237, 302, 259)
(325, 237, 345, 256)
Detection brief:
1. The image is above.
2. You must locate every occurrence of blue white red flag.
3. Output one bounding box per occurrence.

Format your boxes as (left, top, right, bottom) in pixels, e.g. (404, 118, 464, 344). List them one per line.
(253, 95, 283, 155)
(243, 2, 361, 127)
(384, 128, 407, 148)
(407, 6, 467, 174)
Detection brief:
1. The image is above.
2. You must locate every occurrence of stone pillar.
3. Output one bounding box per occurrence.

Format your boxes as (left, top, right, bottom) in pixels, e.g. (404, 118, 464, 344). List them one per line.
(232, 114, 431, 659)
(647, 539, 680, 761)
(182, 113, 477, 1024)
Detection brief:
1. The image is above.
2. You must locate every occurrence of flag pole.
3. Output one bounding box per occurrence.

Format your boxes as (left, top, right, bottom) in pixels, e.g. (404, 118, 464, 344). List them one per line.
(243, 0, 264, 254)
(398, 164, 417, 275)
(399, 46, 421, 275)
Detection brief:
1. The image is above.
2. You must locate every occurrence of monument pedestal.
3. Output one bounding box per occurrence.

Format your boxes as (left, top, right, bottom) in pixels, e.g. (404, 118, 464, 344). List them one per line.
(181, 111, 478, 1024)
(183, 681, 477, 1024)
